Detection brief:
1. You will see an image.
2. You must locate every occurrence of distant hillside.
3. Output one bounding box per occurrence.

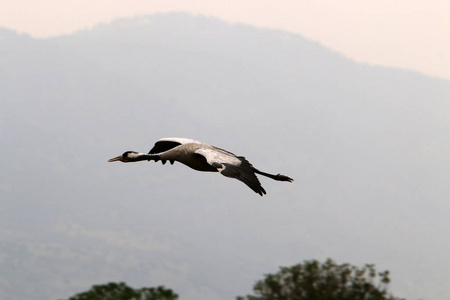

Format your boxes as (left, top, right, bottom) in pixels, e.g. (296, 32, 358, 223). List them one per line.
(1, 13, 449, 300)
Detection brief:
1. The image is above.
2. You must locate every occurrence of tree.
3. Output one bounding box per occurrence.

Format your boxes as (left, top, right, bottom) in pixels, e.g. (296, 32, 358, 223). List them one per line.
(61, 282, 178, 300)
(237, 259, 404, 300)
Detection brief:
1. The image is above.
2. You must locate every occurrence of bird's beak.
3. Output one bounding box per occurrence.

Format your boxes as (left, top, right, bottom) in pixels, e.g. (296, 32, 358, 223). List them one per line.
(108, 155, 123, 162)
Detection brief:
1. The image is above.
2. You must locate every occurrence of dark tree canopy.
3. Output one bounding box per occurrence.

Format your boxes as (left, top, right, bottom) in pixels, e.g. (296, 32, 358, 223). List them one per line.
(237, 259, 404, 300)
(61, 282, 178, 300)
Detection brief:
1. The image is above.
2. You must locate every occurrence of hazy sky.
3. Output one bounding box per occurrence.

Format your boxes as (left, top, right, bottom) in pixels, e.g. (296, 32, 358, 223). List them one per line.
(1, 0, 449, 80)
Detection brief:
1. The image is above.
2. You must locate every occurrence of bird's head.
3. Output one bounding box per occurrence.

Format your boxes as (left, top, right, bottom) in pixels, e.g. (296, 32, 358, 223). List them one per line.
(108, 151, 140, 163)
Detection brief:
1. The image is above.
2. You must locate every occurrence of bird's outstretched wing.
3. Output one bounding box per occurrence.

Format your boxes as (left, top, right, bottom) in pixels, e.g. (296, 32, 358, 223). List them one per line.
(149, 141, 181, 154)
(195, 148, 266, 196)
(149, 137, 202, 154)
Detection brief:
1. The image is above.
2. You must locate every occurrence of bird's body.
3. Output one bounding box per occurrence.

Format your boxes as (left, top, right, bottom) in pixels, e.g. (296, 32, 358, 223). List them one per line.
(108, 137, 293, 196)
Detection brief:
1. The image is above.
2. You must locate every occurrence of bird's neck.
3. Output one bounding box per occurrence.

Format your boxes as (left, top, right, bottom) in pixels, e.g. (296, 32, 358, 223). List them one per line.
(135, 153, 160, 162)
(127, 152, 157, 162)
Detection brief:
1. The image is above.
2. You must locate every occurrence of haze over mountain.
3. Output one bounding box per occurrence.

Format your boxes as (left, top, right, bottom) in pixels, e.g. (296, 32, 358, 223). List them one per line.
(1, 13, 449, 300)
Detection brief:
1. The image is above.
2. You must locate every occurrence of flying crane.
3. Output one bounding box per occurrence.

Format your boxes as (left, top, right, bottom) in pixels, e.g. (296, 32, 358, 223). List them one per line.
(108, 137, 293, 196)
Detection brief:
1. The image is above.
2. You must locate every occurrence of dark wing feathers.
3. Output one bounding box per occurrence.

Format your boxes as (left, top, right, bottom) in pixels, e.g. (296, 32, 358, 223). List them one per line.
(149, 141, 182, 154)
(220, 160, 266, 196)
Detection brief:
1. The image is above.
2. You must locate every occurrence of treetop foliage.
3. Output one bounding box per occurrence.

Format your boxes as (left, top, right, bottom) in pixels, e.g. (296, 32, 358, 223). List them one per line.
(61, 282, 178, 300)
(60, 259, 406, 300)
(237, 258, 404, 300)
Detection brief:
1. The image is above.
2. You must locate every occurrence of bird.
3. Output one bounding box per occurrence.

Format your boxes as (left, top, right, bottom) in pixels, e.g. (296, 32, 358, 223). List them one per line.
(108, 137, 293, 196)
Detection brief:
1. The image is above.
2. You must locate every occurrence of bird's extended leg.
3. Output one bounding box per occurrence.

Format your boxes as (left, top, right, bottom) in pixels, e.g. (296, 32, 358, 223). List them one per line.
(253, 168, 293, 182)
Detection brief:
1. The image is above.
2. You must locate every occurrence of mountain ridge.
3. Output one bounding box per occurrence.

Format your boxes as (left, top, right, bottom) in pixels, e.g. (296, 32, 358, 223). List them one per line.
(1, 12, 449, 300)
